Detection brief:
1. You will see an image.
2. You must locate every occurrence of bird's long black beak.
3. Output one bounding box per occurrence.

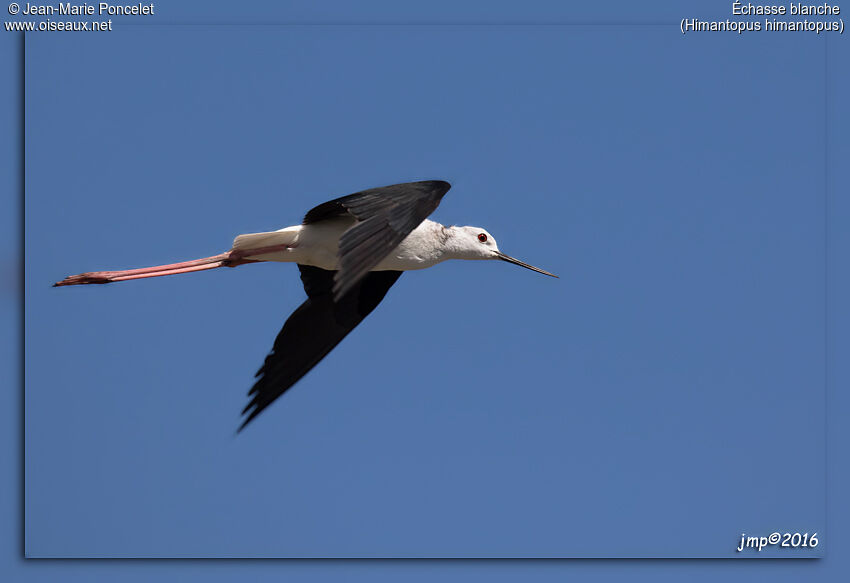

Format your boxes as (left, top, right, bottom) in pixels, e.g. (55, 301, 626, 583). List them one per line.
(495, 251, 558, 278)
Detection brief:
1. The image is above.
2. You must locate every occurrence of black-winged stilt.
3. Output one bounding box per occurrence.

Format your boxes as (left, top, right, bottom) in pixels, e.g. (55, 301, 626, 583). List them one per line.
(55, 180, 557, 430)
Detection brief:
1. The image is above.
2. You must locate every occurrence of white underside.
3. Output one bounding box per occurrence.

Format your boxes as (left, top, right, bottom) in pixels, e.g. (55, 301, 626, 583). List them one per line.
(231, 218, 449, 272)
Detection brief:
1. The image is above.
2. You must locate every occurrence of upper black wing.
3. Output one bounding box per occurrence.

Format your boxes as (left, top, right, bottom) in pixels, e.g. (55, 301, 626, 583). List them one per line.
(239, 264, 402, 431)
(303, 180, 451, 301)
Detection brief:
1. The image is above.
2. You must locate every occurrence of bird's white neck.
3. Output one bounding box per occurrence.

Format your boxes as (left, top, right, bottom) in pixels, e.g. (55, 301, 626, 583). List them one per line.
(439, 225, 473, 260)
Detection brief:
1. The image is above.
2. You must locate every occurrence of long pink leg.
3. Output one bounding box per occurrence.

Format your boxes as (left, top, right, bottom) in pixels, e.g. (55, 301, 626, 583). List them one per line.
(53, 244, 293, 287)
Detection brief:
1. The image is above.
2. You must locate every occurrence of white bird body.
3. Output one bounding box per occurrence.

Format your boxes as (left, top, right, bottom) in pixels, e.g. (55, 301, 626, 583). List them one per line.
(233, 219, 494, 272)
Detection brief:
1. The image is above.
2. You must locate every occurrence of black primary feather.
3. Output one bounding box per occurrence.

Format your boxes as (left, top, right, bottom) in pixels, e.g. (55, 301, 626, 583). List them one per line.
(239, 265, 402, 431)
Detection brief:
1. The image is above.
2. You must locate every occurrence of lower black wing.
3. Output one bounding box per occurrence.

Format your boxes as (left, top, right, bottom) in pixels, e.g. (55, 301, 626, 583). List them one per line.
(303, 180, 450, 301)
(239, 265, 402, 431)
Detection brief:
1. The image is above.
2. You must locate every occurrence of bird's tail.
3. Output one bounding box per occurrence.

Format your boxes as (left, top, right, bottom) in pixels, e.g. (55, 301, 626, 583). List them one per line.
(231, 227, 300, 260)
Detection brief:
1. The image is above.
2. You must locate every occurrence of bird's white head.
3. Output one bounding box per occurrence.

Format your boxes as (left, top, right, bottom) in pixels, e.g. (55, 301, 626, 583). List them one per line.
(451, 226, 558, 278)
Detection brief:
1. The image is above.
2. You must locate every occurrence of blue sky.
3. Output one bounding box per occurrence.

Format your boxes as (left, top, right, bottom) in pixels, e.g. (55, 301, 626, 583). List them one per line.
(4, 0, 850, 580)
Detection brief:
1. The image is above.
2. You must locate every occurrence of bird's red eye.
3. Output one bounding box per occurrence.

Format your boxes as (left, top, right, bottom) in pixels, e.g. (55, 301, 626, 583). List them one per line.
(477, 233, 487, 243)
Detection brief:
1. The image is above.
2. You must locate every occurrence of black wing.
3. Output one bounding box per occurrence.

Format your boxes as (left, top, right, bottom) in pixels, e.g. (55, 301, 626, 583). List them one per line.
(239, 265, 402, 431)
(303, 180, 450, 301)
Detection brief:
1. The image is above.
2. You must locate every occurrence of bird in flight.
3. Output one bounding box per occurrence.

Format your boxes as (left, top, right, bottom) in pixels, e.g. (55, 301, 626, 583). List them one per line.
(54, 180, 557, 431)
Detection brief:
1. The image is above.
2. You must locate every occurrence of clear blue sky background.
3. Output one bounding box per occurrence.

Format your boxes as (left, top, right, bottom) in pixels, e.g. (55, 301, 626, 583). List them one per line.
(4, 0, 850, 580)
